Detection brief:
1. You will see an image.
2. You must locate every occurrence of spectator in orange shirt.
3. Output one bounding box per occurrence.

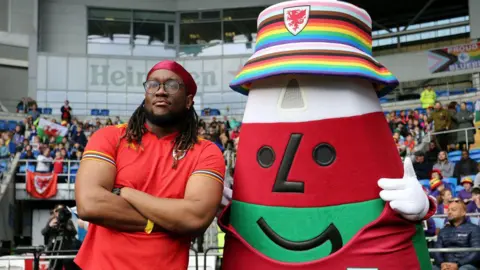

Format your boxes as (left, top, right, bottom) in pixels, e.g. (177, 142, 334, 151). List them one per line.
(75, 60, 225, 270)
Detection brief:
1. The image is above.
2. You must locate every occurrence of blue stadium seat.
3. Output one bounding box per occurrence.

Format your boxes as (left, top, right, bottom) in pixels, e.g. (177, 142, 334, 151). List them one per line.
(456, 185, 465, 193)
(444, 178, 458, 196)
(470, 153, 480, 160)
(91, 109, 100, 116)
(419, 179, 430, 190)
(470, 149, 480, 155)
(467, 88, 477, 93)
(433, 218, 445, 230)
(449, 150, 461, 157)
(450, 89, 465, 96)
(7, 120, 17, 131)
(380, 98, 388, 104)
(37, 108, 43, 114)
(43, 108, 53, 115)
(0, 120, 6, 131)
(436, 90, 449, 97)
(100, 109, 110, 116)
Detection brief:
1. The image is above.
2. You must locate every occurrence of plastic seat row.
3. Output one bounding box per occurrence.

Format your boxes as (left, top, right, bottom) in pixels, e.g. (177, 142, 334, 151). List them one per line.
(380, 89, 477, 105)
(91, 109, 110, 116)
(419, 176, 475, 198)
(448, 149, 480, 163)
(384, 101, 475, 116)
(0, 120, 23, 131)
(18, 106, 53, 115)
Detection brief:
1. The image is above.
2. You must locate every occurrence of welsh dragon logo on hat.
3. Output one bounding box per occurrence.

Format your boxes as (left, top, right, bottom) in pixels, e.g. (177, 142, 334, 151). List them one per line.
(229, 0, 399, 97)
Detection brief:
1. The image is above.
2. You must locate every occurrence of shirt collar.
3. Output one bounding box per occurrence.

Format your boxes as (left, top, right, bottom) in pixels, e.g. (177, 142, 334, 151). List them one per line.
(144, 123, 179, 141)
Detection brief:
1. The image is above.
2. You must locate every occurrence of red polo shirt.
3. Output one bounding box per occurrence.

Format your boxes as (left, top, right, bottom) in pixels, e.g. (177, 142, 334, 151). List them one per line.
(75, 124, 225, 270)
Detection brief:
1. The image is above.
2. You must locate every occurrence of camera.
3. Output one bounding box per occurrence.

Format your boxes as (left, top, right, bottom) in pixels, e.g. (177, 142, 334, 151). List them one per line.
(56, 207, 72, 228)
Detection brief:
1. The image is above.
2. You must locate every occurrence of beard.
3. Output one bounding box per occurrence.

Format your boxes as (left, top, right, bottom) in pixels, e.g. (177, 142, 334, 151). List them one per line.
(143, 106, 188, 128)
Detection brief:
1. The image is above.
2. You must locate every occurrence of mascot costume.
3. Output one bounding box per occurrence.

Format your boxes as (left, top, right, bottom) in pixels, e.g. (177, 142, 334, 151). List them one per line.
(218, 0, 437, 269)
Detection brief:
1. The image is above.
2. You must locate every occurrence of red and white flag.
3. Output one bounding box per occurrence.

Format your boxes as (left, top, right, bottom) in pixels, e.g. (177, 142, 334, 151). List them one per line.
(26, 171, 58, 199)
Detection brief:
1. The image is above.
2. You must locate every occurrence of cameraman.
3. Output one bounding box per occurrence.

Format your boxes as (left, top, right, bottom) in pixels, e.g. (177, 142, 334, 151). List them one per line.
(41, 205, 78, 270)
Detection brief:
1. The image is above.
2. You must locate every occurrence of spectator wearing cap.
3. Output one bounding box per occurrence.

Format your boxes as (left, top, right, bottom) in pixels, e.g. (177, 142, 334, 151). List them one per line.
(467, 187, 480, 214)
(432, 200, 480, 270)
(459, 177, 474, 204)
(413, 152, 433, 180)
(433, 151, 455, 178)
(430, 178, 446, 198)
(454, 150, 478, 185)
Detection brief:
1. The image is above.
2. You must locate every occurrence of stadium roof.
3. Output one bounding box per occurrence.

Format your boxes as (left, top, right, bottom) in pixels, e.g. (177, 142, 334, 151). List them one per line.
(346, 0, 469, 31)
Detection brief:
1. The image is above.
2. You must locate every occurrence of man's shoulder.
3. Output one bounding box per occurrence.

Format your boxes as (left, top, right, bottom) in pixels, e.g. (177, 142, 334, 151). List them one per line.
(94, 124, 127, 137)
(463, 222, 480, 231)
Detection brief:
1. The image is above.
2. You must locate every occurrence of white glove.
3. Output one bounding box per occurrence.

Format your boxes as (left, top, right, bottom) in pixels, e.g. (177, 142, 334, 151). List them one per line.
(378, 157, 430, 221)
(221, 186, 233, 207)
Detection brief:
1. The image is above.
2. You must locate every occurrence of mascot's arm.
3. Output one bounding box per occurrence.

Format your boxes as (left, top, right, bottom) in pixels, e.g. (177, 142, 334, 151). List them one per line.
(378, 158, 437, 221)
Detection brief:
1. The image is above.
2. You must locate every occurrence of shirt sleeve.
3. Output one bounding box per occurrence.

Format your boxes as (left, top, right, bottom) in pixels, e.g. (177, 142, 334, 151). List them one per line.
(191, 142, 226, 185)
(81, 126, 121, 167)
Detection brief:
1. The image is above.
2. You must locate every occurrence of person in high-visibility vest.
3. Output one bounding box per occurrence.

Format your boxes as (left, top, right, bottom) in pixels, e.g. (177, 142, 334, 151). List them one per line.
(420, 85, 437, 109)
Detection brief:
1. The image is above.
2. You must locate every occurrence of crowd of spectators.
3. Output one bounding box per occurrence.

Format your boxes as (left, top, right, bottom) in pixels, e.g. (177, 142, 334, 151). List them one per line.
(387, 101, 475, 159)
(9, 100, 242, 185)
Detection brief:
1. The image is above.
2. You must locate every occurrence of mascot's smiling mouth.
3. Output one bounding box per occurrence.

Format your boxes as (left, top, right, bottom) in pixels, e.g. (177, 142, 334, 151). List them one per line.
(257, 217, 343, 252)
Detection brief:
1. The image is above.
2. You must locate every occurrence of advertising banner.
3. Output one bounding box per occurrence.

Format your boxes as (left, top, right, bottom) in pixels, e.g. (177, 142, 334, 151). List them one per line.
(428, 42, 480, 73)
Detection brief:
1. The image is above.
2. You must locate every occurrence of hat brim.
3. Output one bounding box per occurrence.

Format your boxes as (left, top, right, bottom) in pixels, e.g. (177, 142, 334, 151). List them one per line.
(230, 42, 398, 98)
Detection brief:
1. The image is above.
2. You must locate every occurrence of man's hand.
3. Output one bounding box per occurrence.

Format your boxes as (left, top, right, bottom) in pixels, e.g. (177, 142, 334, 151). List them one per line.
(378, 157, 430, 221)
(49, 218, 58, 227)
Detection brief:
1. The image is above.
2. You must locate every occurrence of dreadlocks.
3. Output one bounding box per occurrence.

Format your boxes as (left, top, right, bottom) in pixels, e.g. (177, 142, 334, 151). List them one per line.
(121, 100, 199, 169)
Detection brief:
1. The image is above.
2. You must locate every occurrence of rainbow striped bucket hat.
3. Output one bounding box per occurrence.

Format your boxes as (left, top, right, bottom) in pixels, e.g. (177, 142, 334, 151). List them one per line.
(229, 0, 399, 97)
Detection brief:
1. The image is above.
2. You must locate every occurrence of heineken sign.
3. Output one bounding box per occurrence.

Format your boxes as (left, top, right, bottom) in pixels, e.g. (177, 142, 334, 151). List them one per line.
(89, 64, 218, 88)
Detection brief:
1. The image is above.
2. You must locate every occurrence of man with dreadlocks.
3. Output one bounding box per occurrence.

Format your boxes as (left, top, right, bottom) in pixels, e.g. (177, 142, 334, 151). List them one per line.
(74, 60, 225, 270)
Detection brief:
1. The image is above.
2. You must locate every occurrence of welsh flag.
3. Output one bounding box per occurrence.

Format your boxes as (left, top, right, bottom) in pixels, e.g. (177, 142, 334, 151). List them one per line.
(36, 118, 68, 143)
(475, 100, 480, 127)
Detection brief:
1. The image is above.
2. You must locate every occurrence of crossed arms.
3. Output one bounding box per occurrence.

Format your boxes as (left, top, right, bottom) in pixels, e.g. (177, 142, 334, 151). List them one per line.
(75, 129, 224, 235)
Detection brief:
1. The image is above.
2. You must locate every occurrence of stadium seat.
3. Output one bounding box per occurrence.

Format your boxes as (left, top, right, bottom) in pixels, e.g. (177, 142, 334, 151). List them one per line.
(455, 185, 464, 193)
(444, 178, 458, 196)
(471, 217, 480, 226)
(7, 120, 17, 131)
(435, 90, 449, 97)
(470, 149, 480, 155)
(466, 88, 477, 93)
(449, 89, 465, 96)
(419, 179, 430, 190)
(433, 218, 445, 230)
(100, 109, 110, 116)
(450, 156, 461, 163)
(91, 109, 100, 116)
(448, 150, 461, 157)
(0, 120, 6, 131)
(470, 153, 480, 160)
(37, 108, 43, 114)
(43, 108, 53, 115)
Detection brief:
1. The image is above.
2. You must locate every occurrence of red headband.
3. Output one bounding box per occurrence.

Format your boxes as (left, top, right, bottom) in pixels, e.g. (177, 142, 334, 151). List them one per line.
(146, 60, 197, 96)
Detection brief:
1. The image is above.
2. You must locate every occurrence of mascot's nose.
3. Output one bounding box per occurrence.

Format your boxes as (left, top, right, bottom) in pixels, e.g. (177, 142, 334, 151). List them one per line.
(280, 79, 306, 109)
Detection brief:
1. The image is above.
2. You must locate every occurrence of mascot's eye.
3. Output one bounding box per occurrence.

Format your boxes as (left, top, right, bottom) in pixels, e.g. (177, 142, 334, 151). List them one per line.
(313, 143, 336, 166)
(257, 146, 275, 168)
